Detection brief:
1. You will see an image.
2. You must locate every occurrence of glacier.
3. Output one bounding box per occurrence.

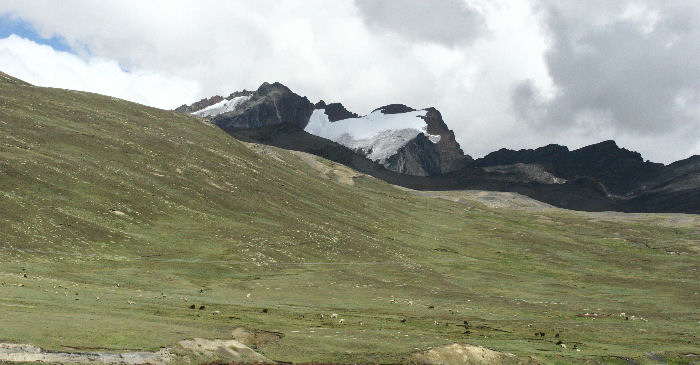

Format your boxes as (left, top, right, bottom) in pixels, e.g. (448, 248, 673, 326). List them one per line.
(304, 109, 441, 164)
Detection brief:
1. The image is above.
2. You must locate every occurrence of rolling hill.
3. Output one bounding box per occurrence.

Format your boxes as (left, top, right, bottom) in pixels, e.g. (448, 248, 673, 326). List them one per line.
(0, 72, 699, 364)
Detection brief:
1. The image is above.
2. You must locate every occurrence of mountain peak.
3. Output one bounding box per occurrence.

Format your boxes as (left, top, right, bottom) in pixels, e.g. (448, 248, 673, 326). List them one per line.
(315, 101, 359, 122)
(373, 104, 416, 114)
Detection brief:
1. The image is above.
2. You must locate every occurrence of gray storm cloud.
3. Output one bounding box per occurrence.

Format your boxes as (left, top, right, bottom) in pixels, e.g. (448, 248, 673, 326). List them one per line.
(354, 0, 486, 46)
(513, 1, 700, 160)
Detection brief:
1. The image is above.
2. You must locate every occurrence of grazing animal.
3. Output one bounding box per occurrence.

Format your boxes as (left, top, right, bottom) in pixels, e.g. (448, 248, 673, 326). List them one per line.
(199, 305, 206, 310)
(261, 308, 268, 313)
(556, 340, 563, 345)
(331, 313, 338, 319)
(555, 333, 560, 338)
(189, 304, 196, 309)
(127, 301, 135, 305)
(400, 318, 407, 323)
(428, 305, 435, 309)
(560, 344, 567, 349)
(212, 310, 221, 315)
(338, 319, 345, 324)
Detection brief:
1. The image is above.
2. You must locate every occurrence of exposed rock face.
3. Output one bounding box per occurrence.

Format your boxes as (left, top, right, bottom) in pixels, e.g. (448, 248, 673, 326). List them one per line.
(325, 103, 359, 122)
(210, 82, 314, 130)
(476, 144, 569, 166)
(384, 133, 443, 176)
(482, 163, 566, 184)
(380, 108, 472, 176)
(421, 107, 472, 174)
(373, 103, 416, 114)
(315, 100, 359, 122)
(175, 95, 225, 113)
(475, 140, 664, 195)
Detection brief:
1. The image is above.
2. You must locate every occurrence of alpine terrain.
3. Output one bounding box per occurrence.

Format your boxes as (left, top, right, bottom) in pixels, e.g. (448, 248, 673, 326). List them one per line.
(0, 71, 698, 365)
(179, 82, 700, 214)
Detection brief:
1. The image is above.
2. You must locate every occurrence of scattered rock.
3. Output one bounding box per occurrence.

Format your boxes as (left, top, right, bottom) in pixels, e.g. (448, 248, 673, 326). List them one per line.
(577, 312, 611, 318)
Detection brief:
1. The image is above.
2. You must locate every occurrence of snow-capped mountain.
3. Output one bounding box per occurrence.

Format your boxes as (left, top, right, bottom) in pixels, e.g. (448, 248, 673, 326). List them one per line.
(174, 81, 700, 213)
(304, 108, 440, 164)
(178, 82, 470, 176)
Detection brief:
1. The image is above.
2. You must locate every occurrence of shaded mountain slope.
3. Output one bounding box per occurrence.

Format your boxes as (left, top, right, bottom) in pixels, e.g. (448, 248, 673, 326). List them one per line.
(475, 141, 666, 196)
(228, 126, 617, 211)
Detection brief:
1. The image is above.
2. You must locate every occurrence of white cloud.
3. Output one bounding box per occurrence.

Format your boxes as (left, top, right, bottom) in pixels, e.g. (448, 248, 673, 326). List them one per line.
(0, 0, 697, 163)
(0, 35, 199, 109)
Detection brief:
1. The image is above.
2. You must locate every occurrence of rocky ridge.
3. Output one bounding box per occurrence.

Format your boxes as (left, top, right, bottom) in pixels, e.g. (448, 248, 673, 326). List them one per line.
(176, 82, 700, 213)
(181, 82, 470, 176)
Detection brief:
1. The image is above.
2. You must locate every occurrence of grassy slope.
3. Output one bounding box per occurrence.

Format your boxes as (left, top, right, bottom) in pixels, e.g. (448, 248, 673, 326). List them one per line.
(0, 72, 698, 364)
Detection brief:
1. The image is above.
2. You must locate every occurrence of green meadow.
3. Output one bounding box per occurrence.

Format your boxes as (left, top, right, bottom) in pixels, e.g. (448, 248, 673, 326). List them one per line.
(0, 72, 698, 364)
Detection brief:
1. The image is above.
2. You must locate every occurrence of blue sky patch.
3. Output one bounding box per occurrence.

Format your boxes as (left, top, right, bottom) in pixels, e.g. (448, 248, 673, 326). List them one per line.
(0, 14, 73, 52)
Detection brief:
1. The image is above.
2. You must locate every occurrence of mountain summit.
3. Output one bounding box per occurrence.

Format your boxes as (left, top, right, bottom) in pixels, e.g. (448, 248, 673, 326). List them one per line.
(178, 82, 471, 176)
(176, 82, 699, 213)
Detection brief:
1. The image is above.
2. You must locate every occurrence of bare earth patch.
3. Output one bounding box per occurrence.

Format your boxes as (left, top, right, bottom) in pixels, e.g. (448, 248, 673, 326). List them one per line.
(411, 343, 517, 365)
(0, 334, 271, 365)
(0, 343, 171, 365)
(177, 338, 268, 363)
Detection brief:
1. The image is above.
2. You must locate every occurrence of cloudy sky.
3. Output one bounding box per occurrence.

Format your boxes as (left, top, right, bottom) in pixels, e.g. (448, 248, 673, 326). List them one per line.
(1, 0, 698, 163)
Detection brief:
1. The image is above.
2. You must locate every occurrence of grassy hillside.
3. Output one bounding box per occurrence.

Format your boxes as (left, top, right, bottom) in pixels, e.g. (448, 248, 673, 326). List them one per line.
(0, 72, 698, 364)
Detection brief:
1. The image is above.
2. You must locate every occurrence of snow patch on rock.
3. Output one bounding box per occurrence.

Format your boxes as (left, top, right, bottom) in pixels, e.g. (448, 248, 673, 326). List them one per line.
(304, 109, 441, 164)
(192, 95, 251, 118)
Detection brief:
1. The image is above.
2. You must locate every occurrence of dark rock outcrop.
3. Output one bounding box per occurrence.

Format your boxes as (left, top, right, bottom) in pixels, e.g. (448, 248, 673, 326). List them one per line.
(384, 134, 443, 176)
(420, 107, 472, 174)
(373, 104, 416, 114)
(475, 140, 664, 195)
(315, 101, 359, 122)
(211, 82, 314, 130)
